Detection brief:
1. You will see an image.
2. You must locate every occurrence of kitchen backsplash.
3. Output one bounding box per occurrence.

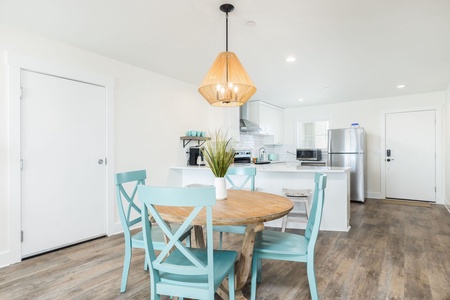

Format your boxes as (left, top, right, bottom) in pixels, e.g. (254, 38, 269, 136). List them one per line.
(236, 132, 328, 162)
(235, 132, 297, 161)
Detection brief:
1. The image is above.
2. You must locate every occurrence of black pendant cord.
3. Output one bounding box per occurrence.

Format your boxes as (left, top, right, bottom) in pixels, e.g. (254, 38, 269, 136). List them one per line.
(220, 4, 234, 52)
(225, 10, 229, 85)
(225, 12, 229, 52)
(220, 3, 235, 97)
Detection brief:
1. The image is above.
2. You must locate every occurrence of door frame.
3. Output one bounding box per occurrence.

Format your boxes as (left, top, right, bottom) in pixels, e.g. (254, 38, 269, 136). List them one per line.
(380, 106, 443, 203)
(5, 52, 115, 266)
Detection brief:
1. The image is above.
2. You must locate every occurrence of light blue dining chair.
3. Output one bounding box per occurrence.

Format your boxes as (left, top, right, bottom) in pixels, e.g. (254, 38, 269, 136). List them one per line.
(114, 170, 192, 293)
(250, 172, 327, 300)
(138, 185, 238, 300)
(213, 166, 257, 249)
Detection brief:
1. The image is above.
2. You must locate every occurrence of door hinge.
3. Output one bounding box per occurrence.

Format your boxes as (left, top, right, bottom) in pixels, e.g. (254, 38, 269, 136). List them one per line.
(104, 158, 107, 165)
(20, 159, 23, 171)
(21, 230, 24, 243)
(20, 87, 23, 100)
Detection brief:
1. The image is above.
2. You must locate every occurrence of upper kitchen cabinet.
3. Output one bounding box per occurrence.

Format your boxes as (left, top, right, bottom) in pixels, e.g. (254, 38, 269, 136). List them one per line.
(248, 101, 284, 144)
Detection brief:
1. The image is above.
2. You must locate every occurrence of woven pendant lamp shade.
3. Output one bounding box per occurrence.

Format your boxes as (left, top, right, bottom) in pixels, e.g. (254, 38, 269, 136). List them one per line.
(198, 4, 256, 107)
(199, 51, 256, 107)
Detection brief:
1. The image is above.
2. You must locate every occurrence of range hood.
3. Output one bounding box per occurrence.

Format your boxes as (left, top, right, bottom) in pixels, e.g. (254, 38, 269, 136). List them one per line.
(239, 104, 261, 132)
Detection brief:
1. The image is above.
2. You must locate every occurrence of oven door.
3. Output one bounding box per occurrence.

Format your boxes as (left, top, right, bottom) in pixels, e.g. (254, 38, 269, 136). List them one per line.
(234, 157, 251, 164)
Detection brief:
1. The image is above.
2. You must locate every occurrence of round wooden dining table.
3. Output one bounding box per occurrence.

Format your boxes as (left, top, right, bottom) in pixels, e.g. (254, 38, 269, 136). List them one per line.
(155, 189, 294, 300)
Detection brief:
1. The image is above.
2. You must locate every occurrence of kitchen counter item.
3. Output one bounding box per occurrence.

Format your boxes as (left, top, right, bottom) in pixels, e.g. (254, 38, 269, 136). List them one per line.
(189, 147, 205, 166)
(268, 153, 279, 161)
(255, 161, 270, 165)
(296, 148, 321, 161)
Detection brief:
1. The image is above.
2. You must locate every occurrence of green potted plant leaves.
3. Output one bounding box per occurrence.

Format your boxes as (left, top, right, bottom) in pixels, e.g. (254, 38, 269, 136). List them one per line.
(201, 130, 235, 200)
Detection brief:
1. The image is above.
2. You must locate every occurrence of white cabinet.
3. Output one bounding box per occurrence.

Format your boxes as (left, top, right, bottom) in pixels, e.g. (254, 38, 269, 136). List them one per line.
(248, 101, 284, 143)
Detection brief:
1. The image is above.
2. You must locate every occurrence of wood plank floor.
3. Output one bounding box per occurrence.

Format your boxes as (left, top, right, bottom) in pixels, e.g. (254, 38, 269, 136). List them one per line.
(1, 199, 450, 300)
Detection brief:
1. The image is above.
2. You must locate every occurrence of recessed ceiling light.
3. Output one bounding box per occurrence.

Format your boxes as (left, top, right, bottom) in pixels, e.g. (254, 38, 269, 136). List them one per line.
(286, 56, 296, 62)
(246, 20, 256, 26)
(298, 98, 304, 102)
(397, 84, 406, 89)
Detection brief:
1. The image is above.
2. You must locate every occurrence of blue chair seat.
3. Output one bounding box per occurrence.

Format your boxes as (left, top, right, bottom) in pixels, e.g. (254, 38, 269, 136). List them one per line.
(158, 248, 237, 286)
(254, 230, 309, 256)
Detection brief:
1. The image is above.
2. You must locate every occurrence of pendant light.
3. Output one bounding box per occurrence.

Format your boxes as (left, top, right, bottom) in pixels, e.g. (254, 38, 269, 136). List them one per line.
(198, 3, 256, 107)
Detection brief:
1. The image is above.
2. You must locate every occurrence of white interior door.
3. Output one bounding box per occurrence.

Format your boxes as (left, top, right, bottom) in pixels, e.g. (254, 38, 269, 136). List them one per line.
(21, 70, 107, 257)
(385, 110, 436, 201)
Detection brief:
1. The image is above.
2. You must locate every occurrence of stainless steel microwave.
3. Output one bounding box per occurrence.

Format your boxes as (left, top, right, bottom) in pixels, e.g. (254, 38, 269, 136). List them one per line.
(296, 148, 322, 161)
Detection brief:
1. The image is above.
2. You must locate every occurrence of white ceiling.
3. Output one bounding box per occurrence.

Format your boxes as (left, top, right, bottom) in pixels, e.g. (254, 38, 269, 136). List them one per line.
(1, 0, 450, 108)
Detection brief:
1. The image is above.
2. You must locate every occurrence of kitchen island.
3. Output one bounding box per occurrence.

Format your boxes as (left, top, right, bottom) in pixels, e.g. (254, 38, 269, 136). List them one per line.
(170, 163, 350, 232)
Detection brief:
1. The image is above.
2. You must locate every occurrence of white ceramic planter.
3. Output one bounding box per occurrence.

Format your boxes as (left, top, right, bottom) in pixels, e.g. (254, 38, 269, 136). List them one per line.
(214, 177, 227, 200)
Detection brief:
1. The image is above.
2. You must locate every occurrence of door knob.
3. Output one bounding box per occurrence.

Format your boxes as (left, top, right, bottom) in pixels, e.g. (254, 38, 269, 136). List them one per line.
(98, 159, 104, 164)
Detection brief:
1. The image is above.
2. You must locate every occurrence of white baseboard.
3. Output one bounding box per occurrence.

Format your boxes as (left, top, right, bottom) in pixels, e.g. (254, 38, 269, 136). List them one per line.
(366, 192, 382, 199)
(0, 250, 20, 269)
(111, 222, 142, 236)
(112, 222, 124, 235)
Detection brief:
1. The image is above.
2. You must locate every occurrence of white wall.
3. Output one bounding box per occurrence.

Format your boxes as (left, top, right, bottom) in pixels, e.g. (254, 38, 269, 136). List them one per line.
(284, 91, 446, 201)
(0, 25, 232, 266)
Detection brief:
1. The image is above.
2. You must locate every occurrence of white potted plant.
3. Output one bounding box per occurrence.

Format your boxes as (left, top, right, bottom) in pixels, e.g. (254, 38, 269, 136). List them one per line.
(201, 130, 235, 200)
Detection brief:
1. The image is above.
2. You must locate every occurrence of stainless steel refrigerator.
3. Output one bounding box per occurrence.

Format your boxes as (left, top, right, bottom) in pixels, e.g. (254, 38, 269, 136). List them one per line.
(327, 128, 365, 202)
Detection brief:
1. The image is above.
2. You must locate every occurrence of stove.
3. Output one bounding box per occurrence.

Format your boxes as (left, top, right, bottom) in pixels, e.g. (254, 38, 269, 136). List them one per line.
(234, 150, 252, 164)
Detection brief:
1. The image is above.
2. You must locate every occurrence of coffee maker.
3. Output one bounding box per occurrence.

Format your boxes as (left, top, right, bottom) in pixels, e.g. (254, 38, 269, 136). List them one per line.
(189, 147, 205, 166)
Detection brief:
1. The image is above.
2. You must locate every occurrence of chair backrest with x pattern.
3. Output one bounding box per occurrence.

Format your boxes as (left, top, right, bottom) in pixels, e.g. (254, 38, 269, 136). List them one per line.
(139, 186, 217, 297)
(114, 170, 146, 242)
(304, 172, 327, 252)
(225, 167, 256, 191)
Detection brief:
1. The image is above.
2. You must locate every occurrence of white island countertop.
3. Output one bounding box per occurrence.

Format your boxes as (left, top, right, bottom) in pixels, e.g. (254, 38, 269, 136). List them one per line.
(170, 164, 351, 232)
(171, 163, 349, 173)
